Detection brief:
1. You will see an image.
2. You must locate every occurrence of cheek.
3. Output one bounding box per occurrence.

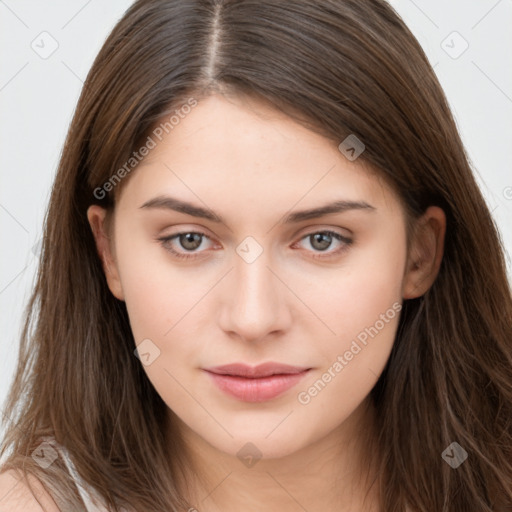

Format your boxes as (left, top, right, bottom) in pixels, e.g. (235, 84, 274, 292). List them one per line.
(305, 225, 405, 335)
(337, 250, 404, 334)
(113, 228, 217, 381)
(115, 242, 208, 410)
(295, 230, 405, 408)
(114, 227, 199, 342)
(118, 261, 175, 344)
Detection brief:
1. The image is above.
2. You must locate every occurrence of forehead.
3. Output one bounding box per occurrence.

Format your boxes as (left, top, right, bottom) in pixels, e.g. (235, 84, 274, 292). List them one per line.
(116, 94, 400, 219)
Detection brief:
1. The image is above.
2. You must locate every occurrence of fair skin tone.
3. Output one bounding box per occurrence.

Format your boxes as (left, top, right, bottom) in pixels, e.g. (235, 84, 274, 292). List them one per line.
(85, 93, 445, 512)
(0, 470, 61, 512)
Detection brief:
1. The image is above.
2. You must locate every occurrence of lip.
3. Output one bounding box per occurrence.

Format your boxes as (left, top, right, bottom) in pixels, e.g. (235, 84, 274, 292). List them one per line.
(203, 363, 311, 402)
(204, 362, 310, 378)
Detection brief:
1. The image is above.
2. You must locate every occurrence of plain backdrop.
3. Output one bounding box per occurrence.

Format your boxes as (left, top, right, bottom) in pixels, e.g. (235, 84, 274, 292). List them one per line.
(1, 0, 511, 434)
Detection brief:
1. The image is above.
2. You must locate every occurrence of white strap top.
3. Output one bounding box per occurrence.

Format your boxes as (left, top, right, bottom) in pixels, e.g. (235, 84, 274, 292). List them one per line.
(40, 436, 116, 512)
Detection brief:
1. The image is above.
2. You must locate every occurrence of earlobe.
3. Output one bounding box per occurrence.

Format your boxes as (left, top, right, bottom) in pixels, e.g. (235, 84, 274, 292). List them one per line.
(86, 205, 125, 301)
(402, 206, 446, 299)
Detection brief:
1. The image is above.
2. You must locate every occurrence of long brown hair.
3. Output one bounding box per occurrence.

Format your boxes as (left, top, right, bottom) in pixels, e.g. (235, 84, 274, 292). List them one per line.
(1, 0, 511, 510)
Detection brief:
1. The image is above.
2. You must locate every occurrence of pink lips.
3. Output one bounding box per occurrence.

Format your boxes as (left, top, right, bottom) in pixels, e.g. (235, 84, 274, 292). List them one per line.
(203, 363, 311, 402)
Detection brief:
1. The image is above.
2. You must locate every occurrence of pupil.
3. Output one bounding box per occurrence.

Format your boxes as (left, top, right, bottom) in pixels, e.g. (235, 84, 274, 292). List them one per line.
(181, 233, 201, 250)
(312, 233, 331, 251)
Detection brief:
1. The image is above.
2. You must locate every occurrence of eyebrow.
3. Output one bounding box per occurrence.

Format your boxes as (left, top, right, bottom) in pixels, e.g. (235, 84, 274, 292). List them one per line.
(139, 195, 376, 224)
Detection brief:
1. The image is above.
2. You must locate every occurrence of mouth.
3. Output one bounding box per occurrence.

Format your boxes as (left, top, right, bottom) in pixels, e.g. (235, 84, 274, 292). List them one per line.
(202, 363, 312, 402)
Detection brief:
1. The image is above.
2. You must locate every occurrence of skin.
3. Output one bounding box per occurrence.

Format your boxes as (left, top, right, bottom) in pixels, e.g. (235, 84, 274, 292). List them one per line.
(88, 93, 445, 512)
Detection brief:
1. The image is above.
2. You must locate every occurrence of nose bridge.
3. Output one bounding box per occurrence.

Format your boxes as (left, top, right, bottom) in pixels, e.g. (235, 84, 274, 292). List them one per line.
(219, 236, 289, 340)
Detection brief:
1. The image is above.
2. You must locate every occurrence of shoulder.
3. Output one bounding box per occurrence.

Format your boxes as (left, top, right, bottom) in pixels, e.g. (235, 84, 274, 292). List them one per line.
(0, 468, 61, 512)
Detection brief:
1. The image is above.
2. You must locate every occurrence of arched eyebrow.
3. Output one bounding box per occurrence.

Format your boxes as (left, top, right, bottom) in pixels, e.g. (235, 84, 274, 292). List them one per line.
(283, 200, 376, 222)
(139, 195, 376, 224)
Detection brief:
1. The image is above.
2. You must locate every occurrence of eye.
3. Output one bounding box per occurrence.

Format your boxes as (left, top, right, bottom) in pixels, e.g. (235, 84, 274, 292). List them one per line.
(157, 229, 353, 261)
(157, 231, 214, 260)
(293, 230, 353, 259)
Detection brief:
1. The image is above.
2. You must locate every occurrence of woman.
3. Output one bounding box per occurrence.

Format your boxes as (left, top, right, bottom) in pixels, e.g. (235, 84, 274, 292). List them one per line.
(1, 0, 511, 511)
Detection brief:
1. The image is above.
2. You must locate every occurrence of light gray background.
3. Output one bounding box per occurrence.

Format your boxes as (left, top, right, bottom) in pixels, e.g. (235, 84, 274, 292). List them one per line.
(1, 0, 511, 430)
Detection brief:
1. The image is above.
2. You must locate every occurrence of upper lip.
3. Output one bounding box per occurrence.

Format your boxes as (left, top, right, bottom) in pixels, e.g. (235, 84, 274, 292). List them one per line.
(203, 363, 311, 378)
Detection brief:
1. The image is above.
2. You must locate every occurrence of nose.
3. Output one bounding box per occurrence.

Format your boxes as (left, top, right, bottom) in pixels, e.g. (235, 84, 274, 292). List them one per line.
(217, 245, 292, 343)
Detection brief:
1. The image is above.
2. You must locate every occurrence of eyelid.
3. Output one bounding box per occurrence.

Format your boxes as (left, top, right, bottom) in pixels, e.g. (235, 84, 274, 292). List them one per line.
(295, 224, 352, 238)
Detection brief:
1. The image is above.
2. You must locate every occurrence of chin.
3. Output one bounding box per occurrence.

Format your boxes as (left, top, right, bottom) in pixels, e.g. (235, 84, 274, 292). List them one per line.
(210, 430, 309, 463)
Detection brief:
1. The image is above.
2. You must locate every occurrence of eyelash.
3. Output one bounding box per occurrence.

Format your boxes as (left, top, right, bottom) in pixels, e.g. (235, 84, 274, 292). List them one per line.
(156, 230, 353, 261)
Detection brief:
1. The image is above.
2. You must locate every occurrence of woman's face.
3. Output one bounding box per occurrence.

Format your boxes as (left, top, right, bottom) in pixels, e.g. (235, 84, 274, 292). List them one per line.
(89, 93, 429, 461)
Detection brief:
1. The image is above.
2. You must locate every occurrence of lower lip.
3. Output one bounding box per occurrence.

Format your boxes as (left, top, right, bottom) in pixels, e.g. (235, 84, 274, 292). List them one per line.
(204, 370, 310, 402)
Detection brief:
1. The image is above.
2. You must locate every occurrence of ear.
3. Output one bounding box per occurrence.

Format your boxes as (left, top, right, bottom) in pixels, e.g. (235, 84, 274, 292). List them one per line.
(87, 205, 125, 301)
(402, 206, 446, 299)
